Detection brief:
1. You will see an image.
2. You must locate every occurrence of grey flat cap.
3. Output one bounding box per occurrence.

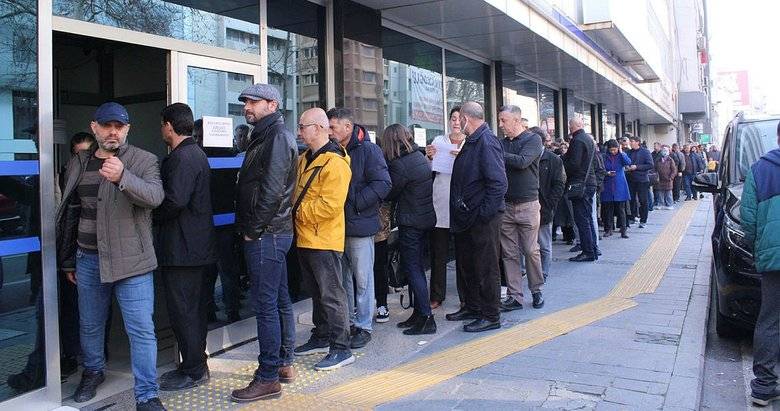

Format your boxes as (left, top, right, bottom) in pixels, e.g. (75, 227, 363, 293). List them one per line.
(238, 83, 281, 103)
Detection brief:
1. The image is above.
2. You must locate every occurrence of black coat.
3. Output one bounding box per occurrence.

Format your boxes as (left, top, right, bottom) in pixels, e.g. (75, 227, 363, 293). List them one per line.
(235, 112, 298, 239)
(386, 143, 435, 230)
(155, 138, 216, 267)
(343, 124, 392, 237)
(563, 129, 598, 188)
(539, 149, 566, 225)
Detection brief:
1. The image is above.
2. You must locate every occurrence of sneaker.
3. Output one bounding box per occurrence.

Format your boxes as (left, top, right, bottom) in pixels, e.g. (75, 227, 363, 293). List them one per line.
(314, 351, 355, 371)
(499, 297, 523, 312)
(403, 315, 436, 335)
(751, 390, 780, 406)
(294, 337, 329, 356)
(73, 370, 105, 403)
(136, 397, 166, 411)
(350, 329, 372, 349)
(375, 306, 390, 323)
(638, 223, 646, 228)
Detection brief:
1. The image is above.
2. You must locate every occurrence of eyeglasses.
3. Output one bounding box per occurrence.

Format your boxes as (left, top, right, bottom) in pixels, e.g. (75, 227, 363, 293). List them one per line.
(297, 123, 319, 131)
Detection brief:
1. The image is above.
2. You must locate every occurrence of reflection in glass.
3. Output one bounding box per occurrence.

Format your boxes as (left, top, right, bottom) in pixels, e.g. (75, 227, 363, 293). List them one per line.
(539, 86, 557, 141)
(0, 0, 45, 401)
(445, 51, 486, 132)
(54, 0, 260, 54)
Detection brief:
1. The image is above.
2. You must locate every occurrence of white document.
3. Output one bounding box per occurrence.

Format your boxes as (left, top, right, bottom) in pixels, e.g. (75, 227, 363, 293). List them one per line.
(202, 116, 234, 148)
(413, 127, 427, 148)
(431, 142, 458, 174)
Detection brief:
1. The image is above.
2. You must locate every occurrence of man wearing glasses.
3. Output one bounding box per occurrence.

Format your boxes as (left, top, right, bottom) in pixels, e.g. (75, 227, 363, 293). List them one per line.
(231, 84, 299, 402)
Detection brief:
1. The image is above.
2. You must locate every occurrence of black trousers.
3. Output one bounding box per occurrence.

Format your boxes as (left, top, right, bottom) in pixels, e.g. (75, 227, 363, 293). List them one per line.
(602, 201, 626, 233)
(454, 213, 502, 322)
(161, 265, 209, 378)
(299, 248, 351, 352)
(429, 228, 455, 304)
(629, 181, 650, 223)
(672, 175, 682, 202)
(373, 240, 389, 308)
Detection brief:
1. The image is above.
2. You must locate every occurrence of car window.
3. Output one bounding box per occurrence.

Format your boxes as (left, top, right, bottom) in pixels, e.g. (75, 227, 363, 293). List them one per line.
(735, 120, 779, 181)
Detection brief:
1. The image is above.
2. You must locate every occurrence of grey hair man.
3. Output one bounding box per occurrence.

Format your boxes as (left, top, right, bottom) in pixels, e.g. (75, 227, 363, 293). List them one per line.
(562, 116, 599, 262)
(497, 105, 545, 311)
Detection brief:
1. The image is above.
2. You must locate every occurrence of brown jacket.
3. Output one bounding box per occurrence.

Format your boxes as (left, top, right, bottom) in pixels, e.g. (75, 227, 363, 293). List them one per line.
(654, 156, 678, 191)
(56, 143, 164, 283)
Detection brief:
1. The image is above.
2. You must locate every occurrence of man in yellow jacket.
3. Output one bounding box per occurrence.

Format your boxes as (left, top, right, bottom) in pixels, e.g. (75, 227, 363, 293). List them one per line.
(291, 108, 354, 371)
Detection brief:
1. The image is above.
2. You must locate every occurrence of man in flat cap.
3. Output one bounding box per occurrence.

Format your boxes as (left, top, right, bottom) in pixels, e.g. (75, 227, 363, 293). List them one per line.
(56, 102, 166, 410)
(231, 84, 299, 402)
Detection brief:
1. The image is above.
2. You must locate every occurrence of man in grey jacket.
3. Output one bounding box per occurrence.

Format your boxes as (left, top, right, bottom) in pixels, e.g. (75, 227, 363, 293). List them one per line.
(56, 102, 166, 411)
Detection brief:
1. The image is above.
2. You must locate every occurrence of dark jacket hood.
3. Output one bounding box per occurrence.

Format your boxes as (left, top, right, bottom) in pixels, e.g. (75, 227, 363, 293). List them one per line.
(345, 124, 370, 151)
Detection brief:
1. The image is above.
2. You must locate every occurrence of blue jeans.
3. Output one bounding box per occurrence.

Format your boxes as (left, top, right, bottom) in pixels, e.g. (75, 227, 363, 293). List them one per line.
(571, 187, 597, 256)
(684, 174, 695, 198)
(244, 234, 295, 382)
(654, 189, 673, 207)
(523, 222, 553, 276)
(341, 236, 375, 332)
(76, 249, 158, 402)
(398, 226, 432, 316)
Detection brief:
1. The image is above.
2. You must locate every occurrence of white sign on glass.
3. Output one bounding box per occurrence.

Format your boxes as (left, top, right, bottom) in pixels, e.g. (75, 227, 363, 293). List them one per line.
(413, 127, 427, 148)
(202, 116, 234, 148)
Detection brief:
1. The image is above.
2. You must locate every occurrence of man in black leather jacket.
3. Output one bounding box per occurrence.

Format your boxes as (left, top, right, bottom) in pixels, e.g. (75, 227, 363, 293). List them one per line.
(231, 84, 299, 402)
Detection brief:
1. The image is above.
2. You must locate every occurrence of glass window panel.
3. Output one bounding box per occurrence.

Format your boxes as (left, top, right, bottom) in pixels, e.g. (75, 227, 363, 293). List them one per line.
(0, 0, 45, 401)
(54, 0, 260, 54)
(445, 51, 486, 116)
(539, 85, 557, 141)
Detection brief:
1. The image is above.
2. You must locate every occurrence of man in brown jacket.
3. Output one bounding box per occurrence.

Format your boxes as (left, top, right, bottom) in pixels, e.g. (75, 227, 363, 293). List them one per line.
(56, 102, 166, 411)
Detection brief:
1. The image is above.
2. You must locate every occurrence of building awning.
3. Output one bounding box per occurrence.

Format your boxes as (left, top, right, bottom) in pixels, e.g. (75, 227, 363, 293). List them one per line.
(581, 21, 660, 82)
(354, 0, 673, 124)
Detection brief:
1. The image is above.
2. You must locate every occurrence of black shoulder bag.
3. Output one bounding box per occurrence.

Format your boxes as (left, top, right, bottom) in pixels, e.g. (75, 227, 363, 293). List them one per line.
(565, 143, 596, 200)
(291, 166, 323, 232)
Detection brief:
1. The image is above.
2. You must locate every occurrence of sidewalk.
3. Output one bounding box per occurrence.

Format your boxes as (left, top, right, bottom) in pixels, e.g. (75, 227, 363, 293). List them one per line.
(78, 199, 713, 411)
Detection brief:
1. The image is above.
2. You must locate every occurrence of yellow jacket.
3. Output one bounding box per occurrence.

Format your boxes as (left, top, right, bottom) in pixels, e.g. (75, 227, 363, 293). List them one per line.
(294, 140, 351, 252)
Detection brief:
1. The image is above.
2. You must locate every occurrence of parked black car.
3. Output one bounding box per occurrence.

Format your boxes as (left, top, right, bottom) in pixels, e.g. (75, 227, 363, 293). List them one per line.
(695, 113, 780, 337)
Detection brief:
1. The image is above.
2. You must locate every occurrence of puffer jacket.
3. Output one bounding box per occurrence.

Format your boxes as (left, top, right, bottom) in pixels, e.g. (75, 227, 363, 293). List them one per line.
(741, 148, 780, 273)
(56, 143, 164, 283)
(343, 124, 392, 237)
(386, 143, 435, 230)
(236, 111, 298, 240)
(294, 139, 351, 252)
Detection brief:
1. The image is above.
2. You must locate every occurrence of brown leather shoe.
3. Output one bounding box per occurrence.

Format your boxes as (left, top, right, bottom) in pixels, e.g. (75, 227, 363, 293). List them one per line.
(230, 380, 281, 402)
(279, 365, 296, 384)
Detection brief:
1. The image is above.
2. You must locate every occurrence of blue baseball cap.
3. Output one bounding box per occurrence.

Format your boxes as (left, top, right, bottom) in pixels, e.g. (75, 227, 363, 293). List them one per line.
(94, 102, 130, 125)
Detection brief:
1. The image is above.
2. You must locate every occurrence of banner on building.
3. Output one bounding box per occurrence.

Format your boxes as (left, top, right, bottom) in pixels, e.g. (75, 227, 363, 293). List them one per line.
(409, 66, 443, 125)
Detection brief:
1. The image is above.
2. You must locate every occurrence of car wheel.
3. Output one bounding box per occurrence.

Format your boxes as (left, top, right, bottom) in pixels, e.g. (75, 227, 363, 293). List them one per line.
(713, 278, 746, 338)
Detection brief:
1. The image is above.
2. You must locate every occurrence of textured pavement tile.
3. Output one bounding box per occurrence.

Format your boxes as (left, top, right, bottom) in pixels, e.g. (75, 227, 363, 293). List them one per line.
(604, 387, 665, 408)
(663, 375, 699, 409)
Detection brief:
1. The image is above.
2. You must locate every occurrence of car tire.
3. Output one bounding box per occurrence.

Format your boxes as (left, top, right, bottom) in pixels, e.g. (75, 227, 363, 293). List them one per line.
(713, 278, 746, 339)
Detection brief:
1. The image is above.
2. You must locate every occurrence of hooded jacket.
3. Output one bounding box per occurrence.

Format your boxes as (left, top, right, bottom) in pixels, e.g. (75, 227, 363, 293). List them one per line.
(386, 142, 435, 229)
(741, 148, 780, 273)
(236, 111, 298, 239)
(294, 139, 352, 252)
(342, 124, 392, 237)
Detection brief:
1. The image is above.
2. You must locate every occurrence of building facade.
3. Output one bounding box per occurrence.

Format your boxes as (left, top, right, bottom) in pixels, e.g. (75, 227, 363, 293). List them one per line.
(0, 0, 710, 409)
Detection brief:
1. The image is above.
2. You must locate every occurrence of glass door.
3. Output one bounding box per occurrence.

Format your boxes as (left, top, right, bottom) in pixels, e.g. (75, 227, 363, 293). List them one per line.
(170, 52, 261, 354)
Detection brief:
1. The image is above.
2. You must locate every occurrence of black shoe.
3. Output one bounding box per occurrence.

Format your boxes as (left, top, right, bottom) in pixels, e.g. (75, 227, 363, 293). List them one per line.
(499, 297, 523, 312)
(603, 231, 613, 238)
(350, 329, 372, 349)
(137, 397, 166, 411)
(596, 249, 602, 256)
(73, 370, 105, 403)
(445, 308, 481, 321)
(403, 315, 437, 335)
(294, 337, 330, 356)
(397, 311, 420, 328)
(568, 253, 596, 262)
(569, 244, 582, 253)
(638, 223, 646, 228)
(7, 370, 43, 392)
(532, 292, 545, 309)
(463, 319, 501, 333)
(160, 369, 210, 391)
(61, 356, 78, 379)
(751, 390, 780, 406)
(620, 231, 629, 239)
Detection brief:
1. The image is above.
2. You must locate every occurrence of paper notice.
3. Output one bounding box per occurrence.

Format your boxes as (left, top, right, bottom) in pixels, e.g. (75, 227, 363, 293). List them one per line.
(202, 116, 234, 148)
(413, 127, 427, 148)
(431, 142, 458, 174)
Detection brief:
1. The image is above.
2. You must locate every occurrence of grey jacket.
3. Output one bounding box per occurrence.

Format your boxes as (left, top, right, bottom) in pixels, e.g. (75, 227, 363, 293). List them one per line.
(56, 143, 164, 283)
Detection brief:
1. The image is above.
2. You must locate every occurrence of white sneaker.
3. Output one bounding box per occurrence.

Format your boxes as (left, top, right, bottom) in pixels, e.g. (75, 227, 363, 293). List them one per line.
(375, 306, 390, 323)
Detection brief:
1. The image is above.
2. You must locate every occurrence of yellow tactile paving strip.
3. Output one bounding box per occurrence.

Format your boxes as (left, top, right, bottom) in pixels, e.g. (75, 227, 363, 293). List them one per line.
(226, 201, 698, 410)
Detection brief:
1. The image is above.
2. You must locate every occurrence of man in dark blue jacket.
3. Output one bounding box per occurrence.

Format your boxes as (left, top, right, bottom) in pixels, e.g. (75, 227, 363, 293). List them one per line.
(327, 108, 391, 349)
(155, 103, 216, 392)
(626, 136, 654, 228)
(446, 101, 508, 333)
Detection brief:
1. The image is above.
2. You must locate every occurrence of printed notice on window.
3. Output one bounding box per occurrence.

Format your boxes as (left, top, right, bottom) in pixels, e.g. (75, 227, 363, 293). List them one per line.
(202, 116, 234, 148)
(413, 127, 427, 148)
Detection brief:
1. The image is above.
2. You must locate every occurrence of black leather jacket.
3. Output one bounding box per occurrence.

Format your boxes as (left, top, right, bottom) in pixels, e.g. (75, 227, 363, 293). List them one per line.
(235, 112, 298, 240)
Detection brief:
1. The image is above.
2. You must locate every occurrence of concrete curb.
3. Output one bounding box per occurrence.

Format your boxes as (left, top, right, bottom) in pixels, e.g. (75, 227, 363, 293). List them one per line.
(664, 200, 713, 410)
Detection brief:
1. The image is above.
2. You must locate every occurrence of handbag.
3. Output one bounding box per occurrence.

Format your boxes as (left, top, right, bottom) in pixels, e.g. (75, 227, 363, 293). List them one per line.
(565, 141, 596, 200)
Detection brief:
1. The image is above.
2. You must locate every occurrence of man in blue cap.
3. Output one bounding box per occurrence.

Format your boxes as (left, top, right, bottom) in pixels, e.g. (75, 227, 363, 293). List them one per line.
(231, 84, 299, 402)
(56, 102, 166, 410)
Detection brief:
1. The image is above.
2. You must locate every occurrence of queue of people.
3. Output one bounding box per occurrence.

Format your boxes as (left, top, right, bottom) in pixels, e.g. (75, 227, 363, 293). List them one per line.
(50, 82, 716, 409)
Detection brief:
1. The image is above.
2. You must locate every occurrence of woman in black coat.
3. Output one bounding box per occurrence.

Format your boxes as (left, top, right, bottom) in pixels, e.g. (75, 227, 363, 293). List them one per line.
(380, 124, 437, 335)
